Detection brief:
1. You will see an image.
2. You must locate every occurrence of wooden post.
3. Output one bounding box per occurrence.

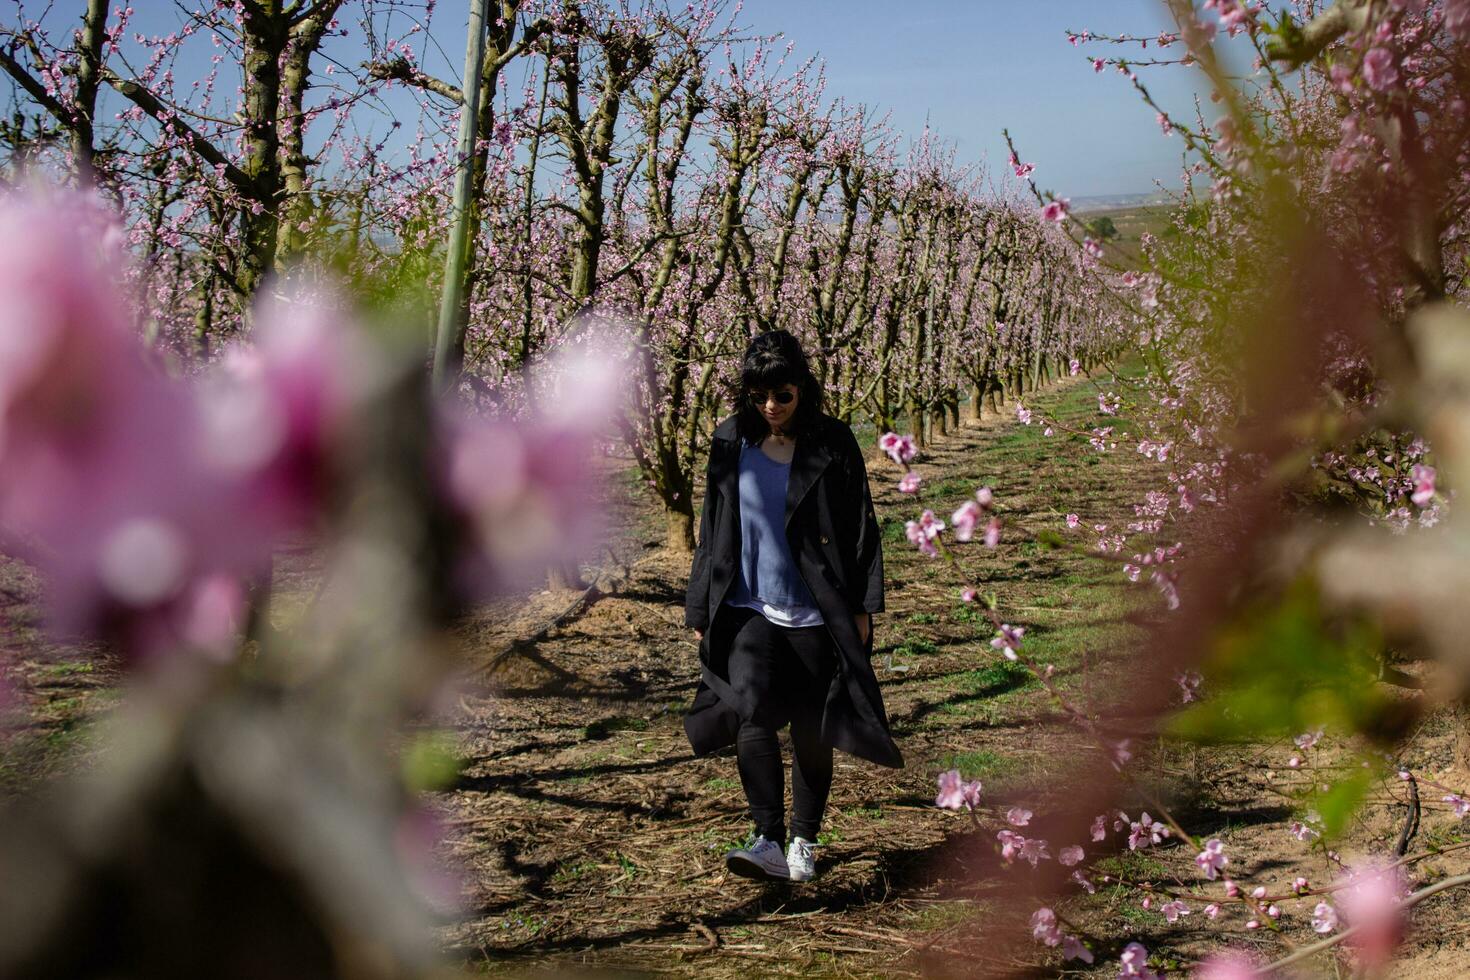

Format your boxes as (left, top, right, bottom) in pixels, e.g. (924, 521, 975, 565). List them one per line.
(433, 0, 492, 389)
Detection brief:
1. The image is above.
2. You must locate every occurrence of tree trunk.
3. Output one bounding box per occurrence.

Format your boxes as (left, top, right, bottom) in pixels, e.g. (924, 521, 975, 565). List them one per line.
(237, 4, 287, 298)
(71, 0, 108, 184)
(907, 398, 925, 449)
(666, 506, 694, 552)
(433, 0, 492, 388)
(969, 383, 984, 421)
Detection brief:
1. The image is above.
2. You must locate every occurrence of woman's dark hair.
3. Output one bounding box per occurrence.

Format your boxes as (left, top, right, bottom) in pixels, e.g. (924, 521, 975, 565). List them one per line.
(735, 330, 824, 445)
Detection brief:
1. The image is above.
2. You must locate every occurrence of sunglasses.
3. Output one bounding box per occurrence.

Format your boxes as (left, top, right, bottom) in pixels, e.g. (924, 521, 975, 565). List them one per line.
(748, 389, 796, 406)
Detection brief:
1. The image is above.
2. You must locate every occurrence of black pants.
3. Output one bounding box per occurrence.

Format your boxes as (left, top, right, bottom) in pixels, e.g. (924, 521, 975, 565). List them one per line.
(725, 605, 836, 844)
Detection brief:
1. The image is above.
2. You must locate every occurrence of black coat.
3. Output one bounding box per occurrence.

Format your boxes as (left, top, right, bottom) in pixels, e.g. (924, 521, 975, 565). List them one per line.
(682, 411, 904, 769)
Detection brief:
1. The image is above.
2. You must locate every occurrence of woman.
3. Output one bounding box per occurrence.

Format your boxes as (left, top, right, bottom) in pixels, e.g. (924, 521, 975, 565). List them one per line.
(683, 330, 903, 884)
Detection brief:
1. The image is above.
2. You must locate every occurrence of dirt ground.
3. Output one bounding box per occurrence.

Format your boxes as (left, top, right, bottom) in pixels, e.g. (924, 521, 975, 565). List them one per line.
(422, 372, 1470, 978)
(3, 369, 1468, 977)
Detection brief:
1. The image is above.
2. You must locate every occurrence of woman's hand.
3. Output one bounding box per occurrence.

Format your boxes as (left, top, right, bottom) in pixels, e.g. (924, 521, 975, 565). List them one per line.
(854, 612, 871, 646)
(694, 629, 703, 641)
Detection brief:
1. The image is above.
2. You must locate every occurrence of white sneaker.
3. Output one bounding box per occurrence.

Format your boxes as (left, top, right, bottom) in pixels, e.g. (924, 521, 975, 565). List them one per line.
(786, 836, 816, 882)
(725, 835, 789, 881)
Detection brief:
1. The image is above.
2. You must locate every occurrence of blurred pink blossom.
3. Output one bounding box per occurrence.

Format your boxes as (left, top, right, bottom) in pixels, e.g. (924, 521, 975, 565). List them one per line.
(1338, 861, 1404, 966)
(1362, 47, 1400, 92)
(934, 768, 982, 810)
(1195, 838, 1228, 879)
(1193, 953, 1258, 979)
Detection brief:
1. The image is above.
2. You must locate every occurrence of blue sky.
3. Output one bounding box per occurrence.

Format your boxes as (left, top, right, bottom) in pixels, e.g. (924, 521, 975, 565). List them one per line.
(16, 1, 1226, 198)
(730, 0, 1214, 197)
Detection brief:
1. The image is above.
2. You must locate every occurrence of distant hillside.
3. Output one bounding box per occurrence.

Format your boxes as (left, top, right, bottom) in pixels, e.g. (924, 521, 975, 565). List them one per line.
(1071, 190, 1179, 214)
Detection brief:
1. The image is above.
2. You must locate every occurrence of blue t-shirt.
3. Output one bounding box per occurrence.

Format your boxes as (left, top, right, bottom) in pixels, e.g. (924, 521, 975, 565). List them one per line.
(725, 440, 824, 627)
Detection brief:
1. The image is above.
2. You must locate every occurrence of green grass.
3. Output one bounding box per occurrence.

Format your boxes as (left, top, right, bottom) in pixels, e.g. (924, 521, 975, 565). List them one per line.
(551, 859, 597, 885)
(583, 716, 649, 740)
(932, 749, 1019, 781)
(839, 805, 885, 822)
(880, 516, 908, 545)
(907, 612, 940, 625)
(936, 660, 1034, 696)
(611, 850, 640, 879)
(892, 637, 939, 658)
(39, 661, 95, 677)
(924, 476, 978, 500)
(951, 602, 987, 624)
(702, 776, 739, 791)
(902, 901, 978, 932)
(1094, 850, 1170, 882)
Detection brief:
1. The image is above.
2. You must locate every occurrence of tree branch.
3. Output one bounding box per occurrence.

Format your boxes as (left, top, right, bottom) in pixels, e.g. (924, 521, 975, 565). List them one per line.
(100, 69, 254, 194)
(1265, 0, 1374, 68)
(0, 48, 71, 122)
(1260, 873, 1470, 973)
(362, 56, 464, 103)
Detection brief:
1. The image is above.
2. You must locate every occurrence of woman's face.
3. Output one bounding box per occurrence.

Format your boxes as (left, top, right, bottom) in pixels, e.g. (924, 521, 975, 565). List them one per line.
(749, 382, 800, 432)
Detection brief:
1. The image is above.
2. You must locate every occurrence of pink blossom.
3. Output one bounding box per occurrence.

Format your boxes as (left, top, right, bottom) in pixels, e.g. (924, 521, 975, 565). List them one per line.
(1069, 358, 1081, 376)
(1176, 669, 1203, 703)
(1061, 935, 1093, 963)
(1066, 513, 1081, 529)
(1194, 953, 1258, 980)
(1445, 794, 1470, 818)
(1091, 814, 1107, 841)
(1030, 907, 1062, 946)
(898, 470, 922, 494)
(982, 517, 1001, 549)
(1195, 838, 1228, 879)
(1160, 899, 1190, 922)
(1007, 807, 1033, 827)
(1128, 812, 1168, 850)
(952, 500, 982, 541)
(990, 624, 1026, 658)
(1118, 942, 1158, 979)
(1041, 198, 1071, 223)
(959, 587, 977, 603)
(1312, 901, 1338, 933)
(1339, 862, 1404, 965)
(905, 510, 945, 557)
(1362, 47, 1400, 92)
(1019, 836, 1051, 866)
(0, 189, 266, 661)
(1294, 728, 1323, 750)
(974, 486, 994, 509)
(879, 431, 917, 464)
(935, 769, 982, 810)
(1016, 403, 1033, 425)
(1410, 464, 1435, 506)
(1059, 845, 1085, 866)
(1290, 820, 1319, 841)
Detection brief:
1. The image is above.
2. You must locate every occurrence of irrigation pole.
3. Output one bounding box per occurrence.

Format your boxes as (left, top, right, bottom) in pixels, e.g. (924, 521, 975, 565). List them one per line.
(433, 0, 492, 389)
